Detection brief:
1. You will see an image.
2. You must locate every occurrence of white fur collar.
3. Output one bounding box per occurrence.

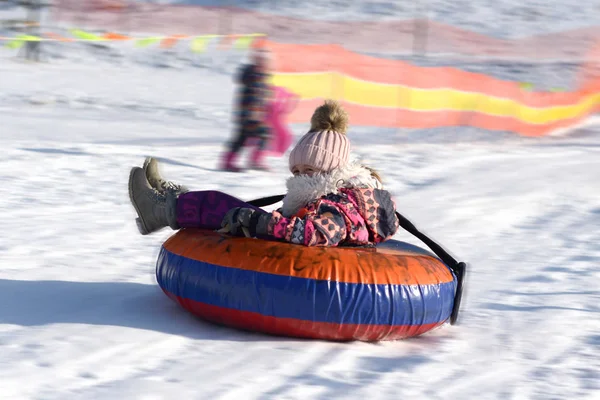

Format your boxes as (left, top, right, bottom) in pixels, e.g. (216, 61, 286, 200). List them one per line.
(280, 161, 383, 218)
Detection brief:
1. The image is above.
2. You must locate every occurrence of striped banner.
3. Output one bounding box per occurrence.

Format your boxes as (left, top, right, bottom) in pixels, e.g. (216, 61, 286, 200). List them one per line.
(263, 40, 600, 136)
(0, 31, 266, 52)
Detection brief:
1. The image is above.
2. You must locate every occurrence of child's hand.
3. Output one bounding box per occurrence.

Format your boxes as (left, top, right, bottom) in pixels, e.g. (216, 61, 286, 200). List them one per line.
(219, 207, 252, 237)
(219, 207, 270, 238)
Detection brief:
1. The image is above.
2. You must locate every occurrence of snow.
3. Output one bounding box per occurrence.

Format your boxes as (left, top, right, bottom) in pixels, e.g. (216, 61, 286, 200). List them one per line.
(2, 3, 600, 399)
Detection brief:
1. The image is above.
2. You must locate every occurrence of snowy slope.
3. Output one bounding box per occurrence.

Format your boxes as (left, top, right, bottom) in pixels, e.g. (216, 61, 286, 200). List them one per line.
(2, 4, 600, 399)
(2, 100, 600, 399)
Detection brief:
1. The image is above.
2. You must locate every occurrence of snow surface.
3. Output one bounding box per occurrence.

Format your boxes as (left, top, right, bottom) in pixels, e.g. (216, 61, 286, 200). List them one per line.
(2, 4, 600, 399)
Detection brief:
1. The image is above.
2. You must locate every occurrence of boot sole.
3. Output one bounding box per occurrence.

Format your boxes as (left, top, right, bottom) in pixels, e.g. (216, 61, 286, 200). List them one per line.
(128, 167, 150, 235)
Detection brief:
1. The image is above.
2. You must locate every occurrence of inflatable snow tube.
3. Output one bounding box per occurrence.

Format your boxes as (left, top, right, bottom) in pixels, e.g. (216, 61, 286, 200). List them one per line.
(156, 229, 457, 341)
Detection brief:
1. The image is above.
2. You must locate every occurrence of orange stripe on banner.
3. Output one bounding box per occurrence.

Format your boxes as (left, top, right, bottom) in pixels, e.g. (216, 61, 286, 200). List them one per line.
(160, 34, 189, 48)
(219, 35, 237, 49)
(251, 36, 268, 49)
(288, 99, 599, 137)
(162, 229, 454, 286)
(103, 32, 131, 41)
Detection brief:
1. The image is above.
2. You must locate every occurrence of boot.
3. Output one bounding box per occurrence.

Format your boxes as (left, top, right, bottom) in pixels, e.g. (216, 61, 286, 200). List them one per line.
(143, 157, 189, 195)
(128, 167, 179, 235)
(249, 147, 270, 171)
(222, 151, 242, 172)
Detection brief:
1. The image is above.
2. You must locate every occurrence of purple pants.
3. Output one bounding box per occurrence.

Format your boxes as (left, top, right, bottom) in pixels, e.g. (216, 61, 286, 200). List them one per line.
(176, 190, 262, 230)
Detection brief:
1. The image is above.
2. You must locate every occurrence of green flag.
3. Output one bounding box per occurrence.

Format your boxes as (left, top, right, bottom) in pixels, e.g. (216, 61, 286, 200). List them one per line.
(135, 37, 161, 47)
(234, 36, 255, 49)
(70, 29, 104, 41)
(5, 39, 25, 49)
(191, 36, 211, 53)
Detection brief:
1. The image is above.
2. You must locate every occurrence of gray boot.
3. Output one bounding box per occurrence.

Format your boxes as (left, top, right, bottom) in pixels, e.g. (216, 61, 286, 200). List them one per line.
(128, 167, 179, 235)
(143, 157, 189, 196)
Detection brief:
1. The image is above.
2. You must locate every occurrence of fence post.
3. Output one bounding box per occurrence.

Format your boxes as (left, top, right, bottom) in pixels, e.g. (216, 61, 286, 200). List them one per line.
(412, 0, 428, 57)
(18, 0, 44, 62)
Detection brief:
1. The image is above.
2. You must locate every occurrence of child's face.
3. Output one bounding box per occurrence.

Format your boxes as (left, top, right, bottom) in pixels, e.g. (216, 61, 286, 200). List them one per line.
(292, 164, 321, 177)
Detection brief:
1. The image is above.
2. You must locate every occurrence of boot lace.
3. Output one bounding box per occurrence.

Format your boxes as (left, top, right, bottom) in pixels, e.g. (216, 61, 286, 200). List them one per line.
(160, 180, 187, 195)
(144, 186, 166, 204)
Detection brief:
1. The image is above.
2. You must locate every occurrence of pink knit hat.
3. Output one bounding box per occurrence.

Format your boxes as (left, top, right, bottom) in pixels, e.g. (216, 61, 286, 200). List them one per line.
(288, 100, 350, 172)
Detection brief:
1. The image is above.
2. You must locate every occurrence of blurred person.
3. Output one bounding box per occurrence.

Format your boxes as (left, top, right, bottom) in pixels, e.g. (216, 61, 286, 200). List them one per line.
(264, 85, 299, 157)
(129, 100, 399, 247)
(221, 48, 274, 172)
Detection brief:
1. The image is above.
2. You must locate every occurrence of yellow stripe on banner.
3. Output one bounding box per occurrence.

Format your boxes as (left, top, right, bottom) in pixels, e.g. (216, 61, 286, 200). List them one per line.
(3, 34, 41, 48)
(0, 33, 267, 47)
(15, 34, 41, 41)
(234, 36, 255, 49)
(135, 37, 162, 47)
(69, 29, 104, 41)
(191, 36, 213, 53)
(271, 72, 339, 100)
(271, 72, 600, 125)
(5, 39, 25, 49)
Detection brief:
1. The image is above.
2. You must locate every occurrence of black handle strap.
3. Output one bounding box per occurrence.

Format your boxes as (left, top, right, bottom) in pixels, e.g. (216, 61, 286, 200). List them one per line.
(248, 194, 285, 208)
(247, 194, 466, 325)
(393, 211, 466, 326)
(394, 211, 458, 268)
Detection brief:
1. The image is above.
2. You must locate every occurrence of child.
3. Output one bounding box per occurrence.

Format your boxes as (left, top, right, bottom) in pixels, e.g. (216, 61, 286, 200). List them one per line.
(264, 86, 299, 157)
(221, 48, 273, 172)
(129, 100, 399, 247)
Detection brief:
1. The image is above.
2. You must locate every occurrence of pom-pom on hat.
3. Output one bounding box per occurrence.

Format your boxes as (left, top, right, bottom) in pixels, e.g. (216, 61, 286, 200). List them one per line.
(288, 100, 350, 173)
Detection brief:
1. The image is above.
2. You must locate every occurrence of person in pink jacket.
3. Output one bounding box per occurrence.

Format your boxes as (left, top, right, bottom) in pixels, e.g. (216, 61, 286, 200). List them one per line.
(234, 85, 298, 169)
(264, 86, 298, 157)
(128, 100, 400, 247)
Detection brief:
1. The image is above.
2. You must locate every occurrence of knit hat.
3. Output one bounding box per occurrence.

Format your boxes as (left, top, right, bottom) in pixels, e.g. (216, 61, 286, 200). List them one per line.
(288, 100, 350, 173)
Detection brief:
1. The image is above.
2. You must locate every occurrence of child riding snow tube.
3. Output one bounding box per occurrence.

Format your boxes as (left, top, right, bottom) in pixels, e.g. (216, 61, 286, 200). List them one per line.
(128, 100, 467, 341)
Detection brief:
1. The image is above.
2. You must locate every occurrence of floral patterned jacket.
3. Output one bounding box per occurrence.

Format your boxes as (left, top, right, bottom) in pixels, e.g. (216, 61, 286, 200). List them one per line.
(261, 163, 399, 247)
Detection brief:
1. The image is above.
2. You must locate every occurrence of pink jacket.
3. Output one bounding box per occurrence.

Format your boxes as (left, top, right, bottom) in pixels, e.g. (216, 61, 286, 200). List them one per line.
(265, 86, 298, 156)
(264, 187, 399, 247)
